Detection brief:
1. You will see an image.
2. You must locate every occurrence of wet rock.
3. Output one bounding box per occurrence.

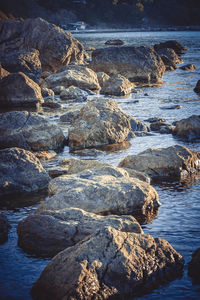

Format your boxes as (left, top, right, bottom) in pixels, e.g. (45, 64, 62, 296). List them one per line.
(194, 80, 200, 93)
(96, 72, 110, 87)
(154, 40, 186, 56)
(150, 121, 174, 134)
(0, 18, 84, 72)
(0, 72, 43, 108)
(68, 98, 131, 150)
(45, 65, 100, 91)
(124, 169, 150, 183)
(188, 248, 200, 281)
(0, 63, 9, 79)
(145, 117, 166, 123)
(70, 148, 103, 157)
(159, 55, 177, 71)
(119, 145, 200, 182)
(134, 131, 154, 137)
(51, 85, 66, 95)
(128, 116, 149, 132)
(17, 207, 142, 257)
(41, 88, 54, 98)
(0, 213, 10, 244)
(48, 167, 69, 178)
(0, 147, 50, 196)
(0, 49, 42, 83)
(60, 108, 81, 122)
(31, 227, 184, 300)
(161, 105, 182, 110)
(90, 46, 165, 85)
(98, 141, 131, 152)
(156, 48, 182, 71)
(105, 39, 125, 45)
(60, 86, 88, 102)
(173, 115, 200, 141)
(36, 165, 159, 219)
(101, 74, 134, 96)
(42, 99, 61, 109)
(180, 64, 197, 71)
(0, 111, 66, 151)
(35, 151, 57, 161)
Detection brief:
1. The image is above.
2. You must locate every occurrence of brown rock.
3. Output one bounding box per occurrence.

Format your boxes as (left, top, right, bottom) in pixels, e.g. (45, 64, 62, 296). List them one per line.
(173, 115, 200, 141)
(154, 40, 186, 56)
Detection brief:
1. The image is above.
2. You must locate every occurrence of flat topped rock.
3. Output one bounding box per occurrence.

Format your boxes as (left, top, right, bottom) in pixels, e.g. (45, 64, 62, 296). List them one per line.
(31, 227, 184, 300)
(17, 207, 142, 257)
(119, 145, 200, 182)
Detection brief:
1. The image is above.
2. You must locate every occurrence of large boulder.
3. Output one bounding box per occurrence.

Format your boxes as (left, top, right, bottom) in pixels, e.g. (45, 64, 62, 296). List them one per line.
(45, 65, 100, 91)
(0, 72, 43, 108)
(68, 98, 131, 150)
(0, 111, 66, 151)
(31, 227, 184, 300)
(0, 147, 50, 196)
(119, 145, 200, 182)
(0, 213, 10, 244)
(36, 165, 160, 220)
(154, 40, 186, 56)
(0, 49, 42, 82)
(89, 46, 165, 84)
(101, 74, 134, 96)
(0, 18, 84, 72)
(17, 207, 142, 257)
(173, 115, 200, 141)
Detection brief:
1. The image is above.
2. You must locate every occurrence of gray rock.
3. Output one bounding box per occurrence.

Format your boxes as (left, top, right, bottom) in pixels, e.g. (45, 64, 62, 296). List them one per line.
(173, 115, 200, 141)
(194, 80, 200, 93)
(90, 46, 165, 84)
(60, 109, 80, 122)
(31, 227, 184, 299)
(150, 121, 174, 134)
(0, 213, 10, 244)
(17, 207, 142, 257)
(145, 117, 166, 123)
(105, 39, 125, 45)
(101, 74, 134, 96)
(128, 116, 149, 132)
(0, 111, 66, 151)
(0, 72, 43, 108)
(96, 71, 110, 87)
(154, 40, 186, 56)
(119, 145, 200, 182)
(60, 86, 88, 102)
(188, 248, 200, 281)
(0, 147, 50, 196)
(41, 88, 54, 98)
(156, 48, 183, 71)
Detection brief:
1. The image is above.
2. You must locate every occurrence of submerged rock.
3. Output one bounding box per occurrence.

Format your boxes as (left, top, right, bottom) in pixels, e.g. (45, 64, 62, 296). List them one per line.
(90, 46, 165, 84)
(68, 98, 131, 150)
(173, 115, 200, 141)
(0, 111, 66, 151)
(0, 147, 50, 196)
(0, 213, 10, 244)
(0, 72, 43, 108)
(17, 207, 142, 257)
(31, 227, 184, 300)
(119, 145, 200, 182)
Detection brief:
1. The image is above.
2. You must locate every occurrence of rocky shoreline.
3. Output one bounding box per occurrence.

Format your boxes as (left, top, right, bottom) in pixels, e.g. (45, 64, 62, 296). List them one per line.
(0, 17, 200, 299)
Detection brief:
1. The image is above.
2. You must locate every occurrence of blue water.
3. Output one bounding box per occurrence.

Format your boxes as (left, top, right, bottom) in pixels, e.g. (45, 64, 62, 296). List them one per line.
(0, 30, 200, 299)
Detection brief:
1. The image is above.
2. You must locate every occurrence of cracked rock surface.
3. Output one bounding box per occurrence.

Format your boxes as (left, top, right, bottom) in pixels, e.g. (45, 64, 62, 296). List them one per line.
(17, 207, 142, 257)
(31, 226, 184, 300)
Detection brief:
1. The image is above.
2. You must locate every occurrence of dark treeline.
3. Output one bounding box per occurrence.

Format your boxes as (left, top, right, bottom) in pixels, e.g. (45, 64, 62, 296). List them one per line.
(1, 0, 200, 27)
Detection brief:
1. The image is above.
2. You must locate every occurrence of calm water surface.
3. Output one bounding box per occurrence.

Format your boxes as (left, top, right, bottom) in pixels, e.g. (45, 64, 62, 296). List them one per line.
(0, 31, 200, 299)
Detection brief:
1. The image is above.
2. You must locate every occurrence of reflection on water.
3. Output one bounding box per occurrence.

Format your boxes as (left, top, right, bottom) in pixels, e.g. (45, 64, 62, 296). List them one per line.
(0, 30, 200, 299)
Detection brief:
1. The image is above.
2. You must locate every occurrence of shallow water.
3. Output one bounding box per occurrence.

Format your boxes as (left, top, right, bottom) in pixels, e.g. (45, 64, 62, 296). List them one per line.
(0, 30, 200, 299)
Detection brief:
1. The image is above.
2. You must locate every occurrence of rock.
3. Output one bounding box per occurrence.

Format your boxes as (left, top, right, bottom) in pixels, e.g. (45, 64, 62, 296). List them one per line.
(0, 147, 50, 196)
(145, 117, 166, 123)
(124, 169, 151, 183)
(154, 40, 186, 56)
(0, 63, 9, 79)
(96, 72, 110, 87)
(41, 88, 54, 98)
(51, 85, 66, 95)
(173, 115, 200, 141)
(0, 49, 42, 82)
(41, 71, 52, 79)
(0, 213, 10, 244)
(42, 98, 61, 109)
(45, 65, 100, 91)
(31, 227, 184, 300)
(159, 55, 177, 71)
(101, 74, 134, 96)
(188, 248, 200, 281)
(60, 108, 80, 122)
(0, 72, 43, 108)
(90, 46, 165, 84)
(48, 167, 69, 178)
(105, 39, 125, 45)
(128, 116, 149, 132)
(36, 165, 160, 220)
(161, 105, 182, 110)
(98, 141, 131, 152)
(150, 121, 174, 134)
(0, 18, 84, 72)
(156, 48, 182, 71)
(194, 80, 200, 93)
(180, 64, 197, 71)
(70, 148, 103, 157)
(68, 98, 131, 150)
(119, 145, 200, 182)
(17, 207, 142, 257)
(34, 151, 57, 161)
(60, 86, 88, 102)
(0, 111, 66, 151)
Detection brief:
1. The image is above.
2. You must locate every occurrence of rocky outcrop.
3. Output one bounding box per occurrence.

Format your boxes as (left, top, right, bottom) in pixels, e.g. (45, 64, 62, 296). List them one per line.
(173, 115, 200, 141)
(89, 46, 165, 84)
(119, 145, 200, 182)
(0, 72, 43, 108)
(188, 248, 200, 281)
(194, 80, 200, 93)
(154, 40, 186, 56)
(0, 18, 84, 72)
(0, 111, 66, 151)
(68, 98, 131, 150)
(101, 74, 134, 96)
(0, 213, 10, 244)
(31, 227, 184, 300)
(60, 86, 88, 102)
(0, 49, 42, 82)
(105, 39, 125, 45)
(180, 64, 197, 71)
(45, 65, 100, 90)
(36, 165, 160, 220)
(17, 207, 142, 257)
(0, 147, 50, 196)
